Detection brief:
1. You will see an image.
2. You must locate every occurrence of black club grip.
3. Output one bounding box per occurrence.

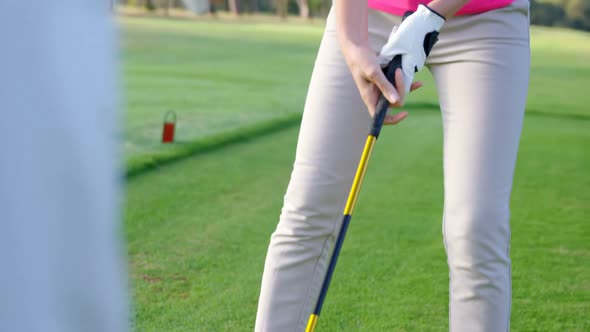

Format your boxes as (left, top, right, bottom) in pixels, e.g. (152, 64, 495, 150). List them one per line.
(369, 10, 413, 139)
(370, 54, 402, 138)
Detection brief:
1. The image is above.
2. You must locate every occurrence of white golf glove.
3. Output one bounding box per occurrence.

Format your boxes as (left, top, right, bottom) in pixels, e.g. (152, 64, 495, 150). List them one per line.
(378, 4, 445, 94)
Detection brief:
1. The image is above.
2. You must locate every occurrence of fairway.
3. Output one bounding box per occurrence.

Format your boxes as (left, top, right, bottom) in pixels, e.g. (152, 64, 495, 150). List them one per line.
(120, 16, 321, 172)
(126, 112, 588, 331)
(120, 16, 590, 174)
(121, 14, 590, 332)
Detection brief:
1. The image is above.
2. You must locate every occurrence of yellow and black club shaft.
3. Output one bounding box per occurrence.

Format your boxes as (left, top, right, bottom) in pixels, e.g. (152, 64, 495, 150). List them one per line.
(305, 54, 403, 332)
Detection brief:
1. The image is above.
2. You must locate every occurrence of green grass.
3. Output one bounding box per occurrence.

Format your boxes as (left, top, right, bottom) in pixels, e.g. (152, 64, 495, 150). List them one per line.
(120, 17, 590, 175)
(528, 27, 590, 117)
(125, 113, 589, 331)
(121, 16, 590, 331)
(120, 17, 322, 171)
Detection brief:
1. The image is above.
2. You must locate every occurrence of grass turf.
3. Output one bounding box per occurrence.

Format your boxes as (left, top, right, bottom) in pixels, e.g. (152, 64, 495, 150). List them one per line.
(121, 15, 590, 331)
(125, 112, 589, 331)
(120, 17, 590, 174)
(120, 16, 321, 172)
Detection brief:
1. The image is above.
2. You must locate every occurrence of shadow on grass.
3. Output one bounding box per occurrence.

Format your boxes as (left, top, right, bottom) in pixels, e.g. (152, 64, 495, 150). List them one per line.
(125, 112, 303, 179)
(125, 103, 589, 179)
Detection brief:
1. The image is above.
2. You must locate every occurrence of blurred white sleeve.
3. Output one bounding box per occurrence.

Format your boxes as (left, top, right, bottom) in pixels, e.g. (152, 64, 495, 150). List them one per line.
(0, 2, 128, 332)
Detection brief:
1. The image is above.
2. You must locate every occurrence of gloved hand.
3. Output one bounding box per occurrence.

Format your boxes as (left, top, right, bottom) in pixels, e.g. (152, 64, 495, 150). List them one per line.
(378, 4, 445, 94)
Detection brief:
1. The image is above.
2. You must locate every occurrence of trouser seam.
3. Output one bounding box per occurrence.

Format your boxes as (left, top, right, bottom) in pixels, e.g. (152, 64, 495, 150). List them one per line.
(294, 192, 349, 330)
(442, 202, 453, 332)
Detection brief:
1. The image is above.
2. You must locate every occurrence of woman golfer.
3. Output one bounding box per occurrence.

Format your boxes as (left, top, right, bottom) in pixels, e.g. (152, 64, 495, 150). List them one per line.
(255, 0, 530, 331)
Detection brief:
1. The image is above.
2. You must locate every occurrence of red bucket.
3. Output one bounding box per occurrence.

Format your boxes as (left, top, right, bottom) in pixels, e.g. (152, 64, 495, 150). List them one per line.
(162, 111, 176, 143)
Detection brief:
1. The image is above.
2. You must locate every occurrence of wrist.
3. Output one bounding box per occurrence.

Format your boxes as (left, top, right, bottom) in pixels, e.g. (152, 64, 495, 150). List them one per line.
(423, 5, 446, 21)
(338, 37, 370, 55)
(426, 0, 470, 18)
(340, 42, 368, 71)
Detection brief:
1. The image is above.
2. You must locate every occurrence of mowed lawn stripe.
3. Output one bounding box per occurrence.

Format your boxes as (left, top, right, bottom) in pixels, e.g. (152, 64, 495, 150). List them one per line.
(120, 17, 321, 165)
(120, 17, 590, 180)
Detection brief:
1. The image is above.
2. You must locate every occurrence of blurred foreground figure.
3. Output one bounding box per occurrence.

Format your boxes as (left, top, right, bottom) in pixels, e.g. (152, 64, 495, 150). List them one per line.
(0, 3, 128, 332)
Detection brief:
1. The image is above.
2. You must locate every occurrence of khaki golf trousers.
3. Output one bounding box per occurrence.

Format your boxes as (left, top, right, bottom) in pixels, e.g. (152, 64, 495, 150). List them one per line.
(256, 1, 530, 331)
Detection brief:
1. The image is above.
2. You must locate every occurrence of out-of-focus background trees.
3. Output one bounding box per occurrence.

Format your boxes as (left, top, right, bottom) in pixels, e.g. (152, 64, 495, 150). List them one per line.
(119, 0, 330, 19)
(530, 0, 590, 31)
(119, 0, 590, 30)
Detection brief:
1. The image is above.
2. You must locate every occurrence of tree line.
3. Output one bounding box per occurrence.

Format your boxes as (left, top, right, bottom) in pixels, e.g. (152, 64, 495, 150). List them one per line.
(531, 0, 589, 31)
(121, 0, 590, 31)
(119, 0, 330, 18)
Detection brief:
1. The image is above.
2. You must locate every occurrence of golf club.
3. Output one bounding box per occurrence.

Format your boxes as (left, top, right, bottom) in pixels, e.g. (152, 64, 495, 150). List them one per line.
(304, 53, 403, 332)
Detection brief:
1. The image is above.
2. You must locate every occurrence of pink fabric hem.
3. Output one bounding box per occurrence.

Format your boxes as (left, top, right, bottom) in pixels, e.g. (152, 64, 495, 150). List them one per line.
(367, 0, 516, 16)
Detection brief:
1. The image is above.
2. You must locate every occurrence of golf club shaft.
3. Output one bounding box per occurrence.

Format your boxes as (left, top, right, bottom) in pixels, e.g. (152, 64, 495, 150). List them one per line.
(305, 135, 376, 332)
(305, 55, 402, 332)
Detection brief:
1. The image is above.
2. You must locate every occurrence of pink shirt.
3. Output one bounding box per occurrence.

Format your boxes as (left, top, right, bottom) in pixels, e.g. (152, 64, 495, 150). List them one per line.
(368, 0, 515, 16)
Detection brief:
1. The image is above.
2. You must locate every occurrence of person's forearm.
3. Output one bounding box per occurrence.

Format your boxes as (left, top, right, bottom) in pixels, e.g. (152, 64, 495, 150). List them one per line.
(427, 0, 471, 18)
(335, 0, 369, 50)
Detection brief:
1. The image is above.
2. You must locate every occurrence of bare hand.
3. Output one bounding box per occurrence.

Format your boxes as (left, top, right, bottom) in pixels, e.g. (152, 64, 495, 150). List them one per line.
(342, 45, 422, 125)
